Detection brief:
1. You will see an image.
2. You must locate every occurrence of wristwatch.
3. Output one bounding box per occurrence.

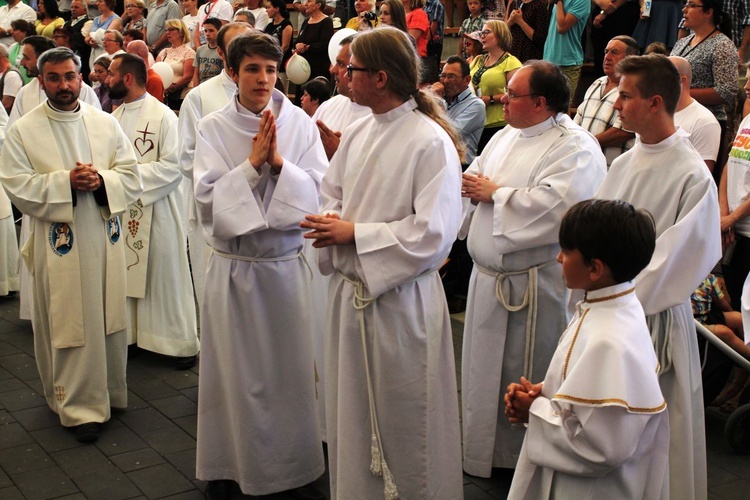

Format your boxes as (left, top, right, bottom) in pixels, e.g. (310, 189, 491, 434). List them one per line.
(489, 95, 495, 104)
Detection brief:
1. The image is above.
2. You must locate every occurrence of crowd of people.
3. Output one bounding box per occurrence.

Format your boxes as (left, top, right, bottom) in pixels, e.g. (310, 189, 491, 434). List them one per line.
(0, 0, 748, 500)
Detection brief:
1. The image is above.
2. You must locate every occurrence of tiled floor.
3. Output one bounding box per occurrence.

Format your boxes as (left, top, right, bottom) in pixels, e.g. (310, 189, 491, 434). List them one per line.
(0, 297, 746, 499)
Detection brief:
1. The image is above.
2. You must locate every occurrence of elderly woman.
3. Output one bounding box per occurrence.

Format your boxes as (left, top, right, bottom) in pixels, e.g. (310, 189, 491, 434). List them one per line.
(346, 0, 380, 30)
(123, 0, 147, 37)
(300, 26, 463, 500)
(470, 19, 521, 153)
(85, 0, 123, 66)
(156, 19, 195, 110)
(671, 0, 738, 173)
(35, 0, 65, 39)
(294, 0, 333, 102)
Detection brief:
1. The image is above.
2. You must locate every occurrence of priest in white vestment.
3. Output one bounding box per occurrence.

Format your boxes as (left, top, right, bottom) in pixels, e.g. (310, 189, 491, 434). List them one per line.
(0, 105, 20, 298)
(0, 47, 142, 443)
(595, 54, 720, 500)
(193, 32, 326, 498)
(12, 35, 102, 322)
(302, 28, 464, 500)
(460, 61, 607, 476)
(177, 22, 251, 315)
(108, 54, 200, 369)
(307, 34, 368, 442)
(506, 199, 669, 500)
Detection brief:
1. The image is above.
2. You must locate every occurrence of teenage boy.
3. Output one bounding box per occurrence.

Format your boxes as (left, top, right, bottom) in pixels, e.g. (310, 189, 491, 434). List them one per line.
(596, 53, 720, 500)
(192, 17, 223, 87)
(505, 199, 669, 499)
(192, 31, 326, 499)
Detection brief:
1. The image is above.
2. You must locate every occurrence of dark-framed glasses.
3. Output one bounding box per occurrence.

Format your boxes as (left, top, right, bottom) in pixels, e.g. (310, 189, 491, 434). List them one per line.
(347, 64, 372, 79)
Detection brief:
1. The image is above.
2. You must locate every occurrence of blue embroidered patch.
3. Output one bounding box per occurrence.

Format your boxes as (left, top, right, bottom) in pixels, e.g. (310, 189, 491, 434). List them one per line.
(106, 216, 121, 244)
(49, 223, 73, 256)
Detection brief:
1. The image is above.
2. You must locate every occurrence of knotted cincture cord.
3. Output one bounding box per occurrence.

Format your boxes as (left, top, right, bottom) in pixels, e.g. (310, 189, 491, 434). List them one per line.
(475, 259, 556, 380)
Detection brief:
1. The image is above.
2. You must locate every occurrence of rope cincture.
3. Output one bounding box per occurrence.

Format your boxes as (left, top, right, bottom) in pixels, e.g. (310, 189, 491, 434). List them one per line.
(476, 259, 556, 381)
(342, 275, 399, 500)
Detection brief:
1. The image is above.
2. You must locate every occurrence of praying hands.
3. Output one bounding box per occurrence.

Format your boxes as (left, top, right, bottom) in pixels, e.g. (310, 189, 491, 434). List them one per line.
(249, 110, 283, 172)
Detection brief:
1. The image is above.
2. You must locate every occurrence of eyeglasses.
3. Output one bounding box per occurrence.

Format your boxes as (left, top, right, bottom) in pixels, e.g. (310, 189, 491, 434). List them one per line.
(683, 1, 703, 7)
(44, 73, 78, 84)
(165, 27, 180, 32)
(502, 87, 536, 99)
(439, 73, 459, 81)
(103, 38, 117, 42)
(347, 64, 372, 78)
(125, 3, 139, 7)
(479, 30, 492, 37)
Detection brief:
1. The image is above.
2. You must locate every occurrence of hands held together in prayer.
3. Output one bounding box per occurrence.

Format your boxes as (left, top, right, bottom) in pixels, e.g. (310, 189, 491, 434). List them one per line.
(504, 377, 543, 424)
(70, 162, 102, 191)
(300, 212, 355, 248)
(250, 110, 284, 172)
(462, 173, 499, 205)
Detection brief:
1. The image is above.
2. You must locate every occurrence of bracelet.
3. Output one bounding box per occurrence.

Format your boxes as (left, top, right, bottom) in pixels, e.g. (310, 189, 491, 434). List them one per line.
(489, 95, 495, 104)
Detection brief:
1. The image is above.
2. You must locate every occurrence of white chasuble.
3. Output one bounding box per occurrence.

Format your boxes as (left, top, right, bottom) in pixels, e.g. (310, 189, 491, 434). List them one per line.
(460, 114, 607, 475)
(193, 90, 326, 495)
(0, 101, 141, 426)
(509, 282, 669, 500)
(596, 129, 720, 500)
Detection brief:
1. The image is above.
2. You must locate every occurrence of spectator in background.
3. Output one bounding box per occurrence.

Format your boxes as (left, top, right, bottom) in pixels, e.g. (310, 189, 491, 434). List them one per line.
(462, 30, 484, 65)
(294, 0, 333, 103)
(52, 25, 73, 48)
(264, 0, 292, 92)
(589, 0, 639, 78)
(458, 0, 485, 59)
(157, 18, 194, 110)
(0, 0, 38, 47)
(644, 41, 669, 54)
(0, 43, 22, 114)
(192, 17, 222, 86)
(300, 76, 330, 116)
(10, 19, 38, 83)
(346, 0, 379, 30)
(92, 55, 122, 111)
(145, 0, 182, 55)
(193, 0, 233, 49)
(423, 0, 444, 83)
(36, 0, 65, 39)
(127, 38, 164, 101)
(379, 0, 410, 36)
(181, 0, 200, 49)
(504, 0, 548, 63)
(633, 0, 683, 50)
(403, 0, 429, 59)
(244, 0, 268, 29)
(445, 0, 466, 29)
(123, 0, 147, 37)
(233, 8, 256, 25)
(542, 0, 590, 102)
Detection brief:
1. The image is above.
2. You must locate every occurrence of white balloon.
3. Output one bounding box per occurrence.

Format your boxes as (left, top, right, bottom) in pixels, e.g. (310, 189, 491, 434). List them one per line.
(151, 61, 174, 88)
(328, 28, 357, 65)
(286, 53, 311, 85)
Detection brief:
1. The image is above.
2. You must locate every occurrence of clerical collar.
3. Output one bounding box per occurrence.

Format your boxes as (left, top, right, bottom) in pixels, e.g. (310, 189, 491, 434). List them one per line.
(47, 101, 81, 113)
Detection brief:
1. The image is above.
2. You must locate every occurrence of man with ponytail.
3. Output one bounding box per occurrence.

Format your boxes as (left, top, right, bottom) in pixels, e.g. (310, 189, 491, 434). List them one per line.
(301, 26, 464, 500)
(460, 59, 607, 478)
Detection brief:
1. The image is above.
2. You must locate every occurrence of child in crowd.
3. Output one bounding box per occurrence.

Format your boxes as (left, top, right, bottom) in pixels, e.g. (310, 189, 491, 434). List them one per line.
(458, 0, 485, 58)
(505, 199, 669, 499)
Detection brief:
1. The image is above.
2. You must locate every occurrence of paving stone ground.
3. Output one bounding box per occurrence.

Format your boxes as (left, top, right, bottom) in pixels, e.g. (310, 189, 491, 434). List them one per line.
(0, 296, 746, 499)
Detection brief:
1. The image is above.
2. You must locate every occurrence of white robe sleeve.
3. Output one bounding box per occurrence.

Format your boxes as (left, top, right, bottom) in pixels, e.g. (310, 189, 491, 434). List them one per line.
(0, 124, 75, 222)
(193, 124, 323, 241)
(95, 121, 143, 218)
(525, 398, 655, 477)
(177, 90, 200, 179)
(635, 179, 721, 315)
(490, 140, 605, 255)
(352, 136, 462, 298)
(138, 112, 182, 207)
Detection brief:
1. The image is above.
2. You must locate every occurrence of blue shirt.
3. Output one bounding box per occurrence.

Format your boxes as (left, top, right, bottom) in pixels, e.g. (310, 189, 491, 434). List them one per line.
(542, 0, 590, 66)
(446, 88, 485, 165)
(425, 0, 445, 41)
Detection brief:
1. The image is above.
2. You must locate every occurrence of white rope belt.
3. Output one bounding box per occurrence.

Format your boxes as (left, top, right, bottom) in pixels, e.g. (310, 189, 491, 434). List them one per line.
(211, 249, 312, 280)
(475, 259, 557, 381)
(338, 269, 437, 500)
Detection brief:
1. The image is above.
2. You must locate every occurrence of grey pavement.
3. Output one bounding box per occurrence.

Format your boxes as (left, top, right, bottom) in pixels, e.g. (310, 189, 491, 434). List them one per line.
(0, 295, 747, 499)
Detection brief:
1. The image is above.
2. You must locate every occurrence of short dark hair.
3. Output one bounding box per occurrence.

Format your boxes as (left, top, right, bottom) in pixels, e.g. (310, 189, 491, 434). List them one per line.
(610, 35, 639, 56)
(302, 77, 331, 103)
(37, 46, 81, 73)
(22, 35, 56, 58)
(11, 19, 36, 37)
(123, 29, 144, 41)
(113, 53, 147, 86)
(227, 32, 283, 75)
(524, 60, 569, 114)
(616, 54, 681, 115)
(217, 22, 253, 56)
(202, 17, 223, 31)
(445, 55, 470, 77)
(559, 199, 656, 283)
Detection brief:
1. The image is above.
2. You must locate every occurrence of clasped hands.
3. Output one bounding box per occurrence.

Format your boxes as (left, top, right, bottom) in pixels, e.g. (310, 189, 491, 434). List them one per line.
(70, 162, 101, 191)
(462, 172, 499, 205)
(300, 213, 355, 248)
(250, 110, 283, 172)
(504, 376, 543, 424)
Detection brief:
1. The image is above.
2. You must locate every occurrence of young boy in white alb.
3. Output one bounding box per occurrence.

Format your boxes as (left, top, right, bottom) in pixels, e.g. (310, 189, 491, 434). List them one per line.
(506, 199, 669, 499)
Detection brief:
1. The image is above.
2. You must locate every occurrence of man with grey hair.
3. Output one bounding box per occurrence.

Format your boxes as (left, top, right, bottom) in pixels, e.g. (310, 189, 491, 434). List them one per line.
(0, 47, 142, 443)
(574, 35, 638, 168)
(670, 55, 721, 172)
(0, 42, 22, 114)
